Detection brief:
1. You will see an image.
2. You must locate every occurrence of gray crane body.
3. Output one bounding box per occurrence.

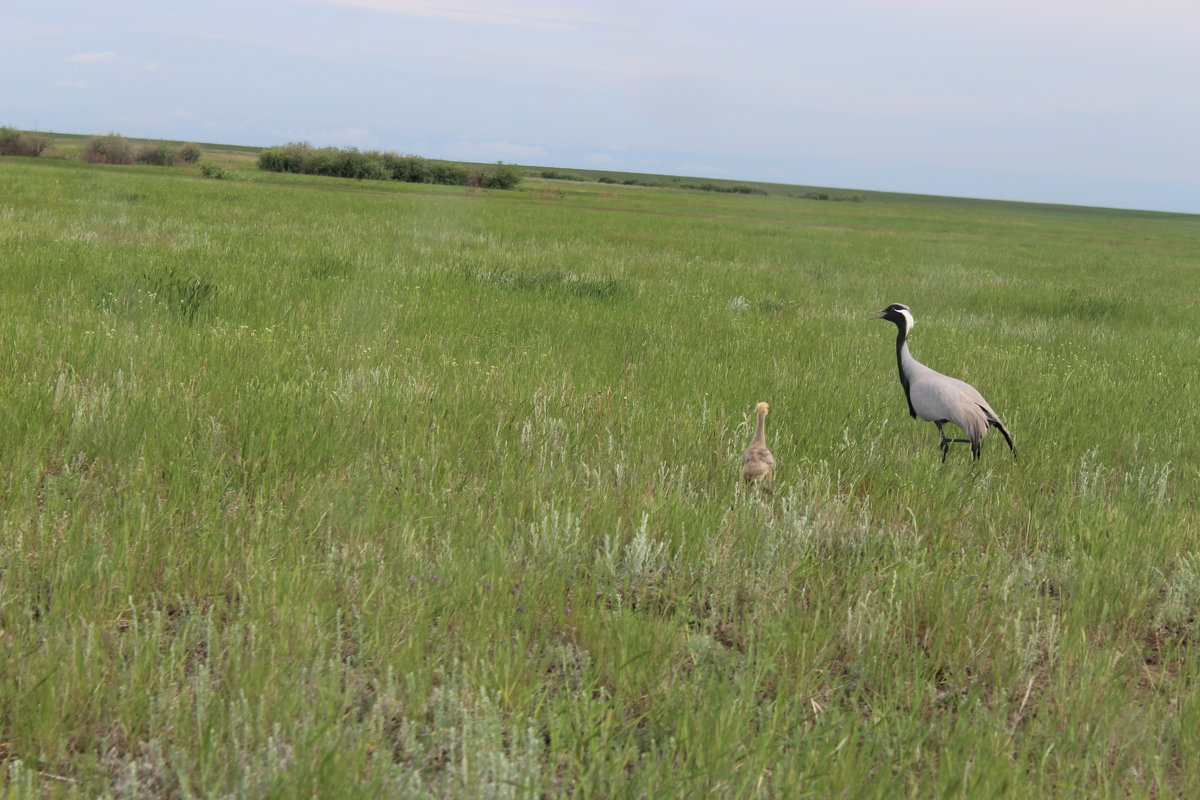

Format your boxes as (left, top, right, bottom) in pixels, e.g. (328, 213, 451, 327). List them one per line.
(875, 304, 1015, 462)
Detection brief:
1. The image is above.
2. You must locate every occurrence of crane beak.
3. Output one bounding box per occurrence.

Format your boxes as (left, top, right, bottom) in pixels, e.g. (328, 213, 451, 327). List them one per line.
(869, 308, 887, 319)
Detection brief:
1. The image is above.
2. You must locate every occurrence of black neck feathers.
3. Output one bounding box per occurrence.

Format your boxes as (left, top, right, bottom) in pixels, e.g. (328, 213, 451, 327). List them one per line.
(895, 324, 916, 419)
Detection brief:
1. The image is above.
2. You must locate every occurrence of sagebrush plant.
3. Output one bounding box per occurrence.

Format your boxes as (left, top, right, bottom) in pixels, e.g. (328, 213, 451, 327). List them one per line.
(134, 142, 176, 166)
(80, 132, 134, 164)
(176, 142, 202, 164)
(0, 154, 1199, 798)
(474, 162, 523, 190)
(0, 126, 49, 157)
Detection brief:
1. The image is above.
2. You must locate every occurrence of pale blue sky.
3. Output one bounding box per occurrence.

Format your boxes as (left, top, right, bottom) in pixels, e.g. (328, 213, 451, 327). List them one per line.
(4, 0, 1199, 212)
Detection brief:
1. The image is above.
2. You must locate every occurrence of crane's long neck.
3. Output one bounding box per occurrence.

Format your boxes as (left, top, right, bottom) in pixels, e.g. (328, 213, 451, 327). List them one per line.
(895, 321, 918, 418)
(752, 410, 767, 446)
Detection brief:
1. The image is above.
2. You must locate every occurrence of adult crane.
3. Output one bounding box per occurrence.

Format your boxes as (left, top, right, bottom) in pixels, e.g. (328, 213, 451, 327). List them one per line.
(873, 303, 1015, 462)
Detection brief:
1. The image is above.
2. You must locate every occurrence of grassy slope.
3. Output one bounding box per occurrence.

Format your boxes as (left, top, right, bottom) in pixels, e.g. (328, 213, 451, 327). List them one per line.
(1, 154, 1199, 797)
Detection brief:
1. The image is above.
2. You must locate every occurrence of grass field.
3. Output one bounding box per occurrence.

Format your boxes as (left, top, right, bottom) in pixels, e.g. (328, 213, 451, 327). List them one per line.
(1, 151, 1199, 797)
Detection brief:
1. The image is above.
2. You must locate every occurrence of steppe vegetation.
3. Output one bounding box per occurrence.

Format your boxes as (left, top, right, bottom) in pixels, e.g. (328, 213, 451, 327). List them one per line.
(76, 133, 201, 168)
(1, 144, 1199, 797)
(257, 142, 523, 189)
(0, 127, 50, 158)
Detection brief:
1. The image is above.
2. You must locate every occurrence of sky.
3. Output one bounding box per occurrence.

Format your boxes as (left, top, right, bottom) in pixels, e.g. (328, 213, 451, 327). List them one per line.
(4, 0, 1199, 213)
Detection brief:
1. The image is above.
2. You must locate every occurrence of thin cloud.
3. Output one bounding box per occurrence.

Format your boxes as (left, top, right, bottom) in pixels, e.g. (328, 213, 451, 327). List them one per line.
(842, 0, 1200, 42)
(440, 141, 551, 162)
(322, 0, 614, 31)
(54, 78, 91, 89)
(68, 50, 161, 72)
(69, 51, 119, 63)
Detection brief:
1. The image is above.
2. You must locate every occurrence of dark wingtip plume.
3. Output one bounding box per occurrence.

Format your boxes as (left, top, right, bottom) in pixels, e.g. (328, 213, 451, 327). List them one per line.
(993, 421, 1016, 460)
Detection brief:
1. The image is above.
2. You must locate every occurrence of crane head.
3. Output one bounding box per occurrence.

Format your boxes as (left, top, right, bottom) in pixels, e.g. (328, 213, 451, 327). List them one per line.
(871, 303, 915, 329)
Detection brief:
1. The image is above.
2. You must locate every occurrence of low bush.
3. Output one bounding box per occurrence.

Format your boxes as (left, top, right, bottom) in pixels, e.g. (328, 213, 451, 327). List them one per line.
(255, 144, 505, 188)
(428, 161, 468, 186)
(802, 191, 864, 202)
(257, 142, 310, 173)
(199, 163, 225, 179)
(681, 181, 767, 195)
(177, 142, 202, 164)
(540, 169, 585, 181)
(329, 147, 388, 180)
(479, 162, 523, 190)
(0, 127, 19, 153)
(0, 127, 50, 157)
(82, 133, 134, 165)
(135, 142, 176, 166)
(57, 131, 202, 169)
(380, 153, 430, 183)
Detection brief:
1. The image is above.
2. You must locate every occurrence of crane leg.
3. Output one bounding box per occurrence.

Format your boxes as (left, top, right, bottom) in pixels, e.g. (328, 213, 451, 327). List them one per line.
(935, 422, 971, 463)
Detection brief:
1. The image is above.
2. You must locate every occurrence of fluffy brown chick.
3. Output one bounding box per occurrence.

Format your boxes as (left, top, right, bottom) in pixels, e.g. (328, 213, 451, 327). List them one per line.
(741, 401, 775, 486)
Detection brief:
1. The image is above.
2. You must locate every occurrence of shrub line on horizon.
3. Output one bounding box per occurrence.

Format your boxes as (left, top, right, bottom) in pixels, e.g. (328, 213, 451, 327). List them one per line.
(256, 142, 523, 190)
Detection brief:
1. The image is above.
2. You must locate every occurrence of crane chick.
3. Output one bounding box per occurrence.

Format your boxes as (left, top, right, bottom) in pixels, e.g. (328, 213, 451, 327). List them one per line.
(873, 303, 1015, 462)
(742, 401, 776, 486)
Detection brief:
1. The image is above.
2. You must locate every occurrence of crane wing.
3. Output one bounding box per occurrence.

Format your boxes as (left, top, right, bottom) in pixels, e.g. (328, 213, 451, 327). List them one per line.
(909, 376, 990, 442)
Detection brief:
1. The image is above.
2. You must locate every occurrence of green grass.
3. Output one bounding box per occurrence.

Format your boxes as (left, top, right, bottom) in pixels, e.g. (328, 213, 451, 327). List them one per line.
(1, 154, 1199, 797)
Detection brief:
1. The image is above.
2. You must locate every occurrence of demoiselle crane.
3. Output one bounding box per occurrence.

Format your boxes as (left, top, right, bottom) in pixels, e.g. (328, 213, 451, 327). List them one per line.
(872, 303, 1015, 462)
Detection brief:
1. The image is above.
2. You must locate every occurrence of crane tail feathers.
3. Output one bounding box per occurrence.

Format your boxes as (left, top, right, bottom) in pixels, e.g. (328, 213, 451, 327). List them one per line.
(993, 421, 1016, 457)
(979, 405, 1016, 457)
